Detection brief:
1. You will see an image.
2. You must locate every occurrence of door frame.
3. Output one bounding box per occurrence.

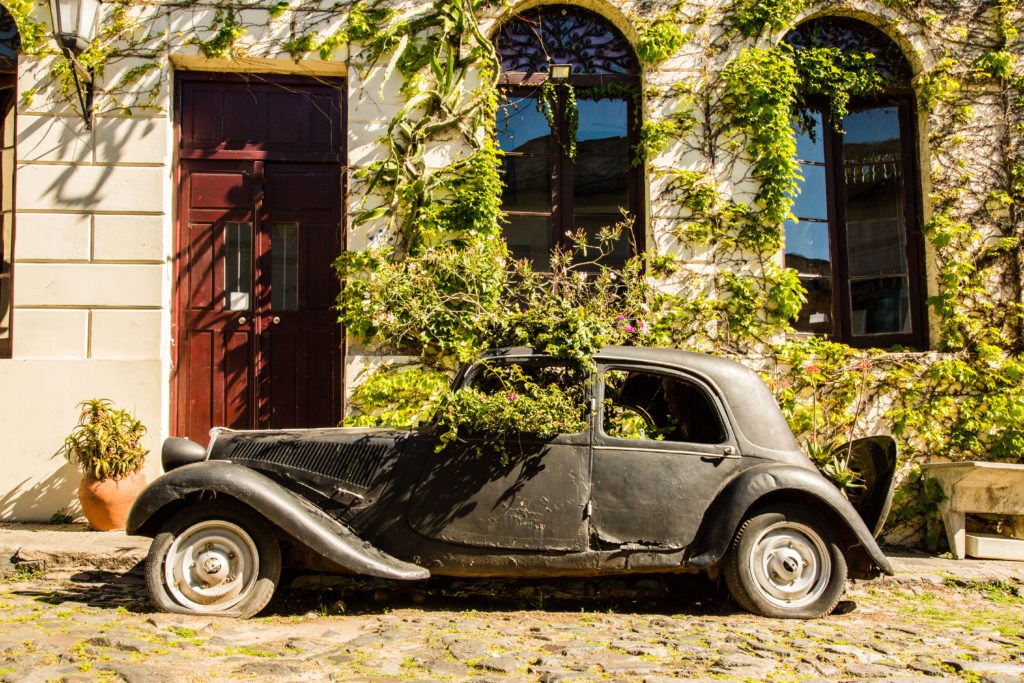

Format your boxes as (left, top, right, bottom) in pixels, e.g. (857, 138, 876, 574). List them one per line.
(171, 71, 348, 437)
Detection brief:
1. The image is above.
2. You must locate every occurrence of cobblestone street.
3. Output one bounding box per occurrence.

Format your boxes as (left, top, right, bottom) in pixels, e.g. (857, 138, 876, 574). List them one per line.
(1, 566, 1022, 682)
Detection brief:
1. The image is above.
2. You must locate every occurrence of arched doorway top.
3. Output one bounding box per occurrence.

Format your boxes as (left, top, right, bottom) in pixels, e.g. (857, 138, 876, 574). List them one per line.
(494, 4, 638, 77)
(783, 16, 913, 86)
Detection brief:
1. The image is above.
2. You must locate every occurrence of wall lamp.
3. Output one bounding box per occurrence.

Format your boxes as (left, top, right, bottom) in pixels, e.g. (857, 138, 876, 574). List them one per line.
(548, 64, 572, 80)
(48, 0, 99, 129)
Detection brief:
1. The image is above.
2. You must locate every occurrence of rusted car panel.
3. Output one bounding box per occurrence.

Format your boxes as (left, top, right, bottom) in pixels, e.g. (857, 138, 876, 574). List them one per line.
(128, 346, 896, 619)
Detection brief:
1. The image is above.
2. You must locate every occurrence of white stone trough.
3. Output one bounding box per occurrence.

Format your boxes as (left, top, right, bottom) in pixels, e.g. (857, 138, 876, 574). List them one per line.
(920, 462, 1024, 561)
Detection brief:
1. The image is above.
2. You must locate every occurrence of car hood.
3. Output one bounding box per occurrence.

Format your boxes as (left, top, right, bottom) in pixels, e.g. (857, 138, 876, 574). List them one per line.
(208, 426, 414, 504)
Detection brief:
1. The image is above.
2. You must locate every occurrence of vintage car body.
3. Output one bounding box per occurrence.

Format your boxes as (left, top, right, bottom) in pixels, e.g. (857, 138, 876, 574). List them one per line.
(128, 346, 897, 619)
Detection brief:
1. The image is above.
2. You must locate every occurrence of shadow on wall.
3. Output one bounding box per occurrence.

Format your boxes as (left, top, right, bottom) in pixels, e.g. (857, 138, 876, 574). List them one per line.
(19, 113, 162, 210)
(0, 461, 82, 521)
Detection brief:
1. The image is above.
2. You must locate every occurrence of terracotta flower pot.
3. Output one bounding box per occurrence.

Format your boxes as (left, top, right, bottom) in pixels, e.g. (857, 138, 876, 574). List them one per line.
(78, 471, 146, 531)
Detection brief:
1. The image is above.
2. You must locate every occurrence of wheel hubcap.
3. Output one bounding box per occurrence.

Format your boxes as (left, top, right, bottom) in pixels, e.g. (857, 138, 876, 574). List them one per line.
(748, 521, 830, 608)
(164, 520, 259, 613)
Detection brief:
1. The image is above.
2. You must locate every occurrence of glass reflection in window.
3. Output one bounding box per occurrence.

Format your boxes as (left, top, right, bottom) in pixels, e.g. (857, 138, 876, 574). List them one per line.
(843, 107, 910, 335)
(224, 221, 252, 311)
(496, 97, 550, 154)
(272, 222, 299, 311)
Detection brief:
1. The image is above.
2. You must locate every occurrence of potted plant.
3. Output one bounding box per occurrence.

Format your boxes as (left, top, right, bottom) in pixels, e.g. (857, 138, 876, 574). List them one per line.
(58, 399, 149, 531)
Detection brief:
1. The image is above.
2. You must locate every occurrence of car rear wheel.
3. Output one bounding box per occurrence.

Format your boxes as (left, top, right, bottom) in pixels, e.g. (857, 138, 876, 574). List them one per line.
(145, 500, 281, 618)
(724, 504, 847, 619)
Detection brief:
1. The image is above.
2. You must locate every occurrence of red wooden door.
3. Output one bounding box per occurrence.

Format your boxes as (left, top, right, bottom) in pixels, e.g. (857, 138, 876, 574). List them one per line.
(175, 75, 344, 444)
(259, 163, 342, 430)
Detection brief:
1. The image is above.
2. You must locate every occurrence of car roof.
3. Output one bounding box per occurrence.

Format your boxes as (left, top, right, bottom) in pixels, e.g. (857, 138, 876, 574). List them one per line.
(482, 346, 801, 455)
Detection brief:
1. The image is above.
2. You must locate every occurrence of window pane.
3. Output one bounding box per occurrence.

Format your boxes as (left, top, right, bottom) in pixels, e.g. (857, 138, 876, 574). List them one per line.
(574, 155, 628, 214)
(794, 111, 825, 163)
(850, 276, 910, 335)
(271, 222, 299, 311)
(496, 97, 550, 153)
(224, 221, 252, 311)
(500, 155, 551, 213)
(603, 369, 725, 444)
(842, 106, 911, 335)
(574, 214, 631, 270)
(792, 277, 833, 334)
(505, 214, 551, 271)
(791, 162, 828, 220)
(784, 217, 830, 275)
(577, 98, 628, 148)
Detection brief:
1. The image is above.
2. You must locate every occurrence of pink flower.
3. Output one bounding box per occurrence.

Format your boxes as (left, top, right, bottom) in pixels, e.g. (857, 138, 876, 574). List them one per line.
(616, 314, 625, 322)
(507, 392, 519, 402)
(637, 320, 646, 330)
(625, 325, 635, 333)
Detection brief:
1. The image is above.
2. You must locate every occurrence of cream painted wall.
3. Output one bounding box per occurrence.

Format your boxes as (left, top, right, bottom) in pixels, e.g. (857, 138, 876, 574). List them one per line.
(0, 359, 164, 520)
(0, 73, 172, 519)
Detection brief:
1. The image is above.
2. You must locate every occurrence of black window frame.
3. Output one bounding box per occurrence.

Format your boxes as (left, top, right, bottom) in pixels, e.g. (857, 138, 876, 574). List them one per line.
(494, 4, 644, 269)
(597, 365, 731, 447)
(784, 17, 928, 349)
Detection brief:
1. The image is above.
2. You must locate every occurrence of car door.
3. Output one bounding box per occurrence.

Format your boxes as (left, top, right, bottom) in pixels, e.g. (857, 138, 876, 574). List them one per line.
(589, 363, 742, 548)
(405, 359, 592, 551)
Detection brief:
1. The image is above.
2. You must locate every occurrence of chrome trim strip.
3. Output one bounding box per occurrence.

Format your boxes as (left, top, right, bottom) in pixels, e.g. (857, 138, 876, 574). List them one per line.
(593, 445, 740, 458)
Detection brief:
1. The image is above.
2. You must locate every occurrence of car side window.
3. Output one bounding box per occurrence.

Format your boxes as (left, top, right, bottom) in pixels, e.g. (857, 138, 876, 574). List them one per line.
(602, 369, 726, 444)
(466, 361, 589, 435)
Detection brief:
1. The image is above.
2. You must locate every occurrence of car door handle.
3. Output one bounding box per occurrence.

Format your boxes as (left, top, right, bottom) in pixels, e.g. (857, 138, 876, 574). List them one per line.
(701, 447, 737, 462)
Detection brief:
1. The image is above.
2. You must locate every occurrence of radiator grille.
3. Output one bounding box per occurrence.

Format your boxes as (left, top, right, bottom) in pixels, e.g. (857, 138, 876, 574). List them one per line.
(228, 439, 391, 490)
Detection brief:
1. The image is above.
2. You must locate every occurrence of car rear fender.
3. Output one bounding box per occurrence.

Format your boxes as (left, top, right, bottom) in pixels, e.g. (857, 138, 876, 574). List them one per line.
(127, 461, 430, 581)
(687, 464, 894, 576)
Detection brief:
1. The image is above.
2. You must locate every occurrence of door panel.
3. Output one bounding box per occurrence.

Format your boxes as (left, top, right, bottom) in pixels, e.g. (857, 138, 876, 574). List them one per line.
(589, 364, 741, 548)
(177, 162, 257, 444)
(406, 360, 591, 551)
(406, 436, 591, 551)
(259, 163, 342, 430)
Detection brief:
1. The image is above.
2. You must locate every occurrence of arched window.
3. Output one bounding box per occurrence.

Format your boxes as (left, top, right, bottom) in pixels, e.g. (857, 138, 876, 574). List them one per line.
(784, 18, 926, 348)
(494, 5, 641, 270)
(0, 7, 19, 358)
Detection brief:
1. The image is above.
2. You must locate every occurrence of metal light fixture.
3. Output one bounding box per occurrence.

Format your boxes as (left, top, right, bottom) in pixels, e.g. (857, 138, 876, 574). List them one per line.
(48, 0, 99, 129)
(548, 64, 572, 80)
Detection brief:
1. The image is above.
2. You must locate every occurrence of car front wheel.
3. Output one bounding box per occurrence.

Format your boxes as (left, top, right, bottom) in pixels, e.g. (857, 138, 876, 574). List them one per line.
(723, 504, 847, 619)
(145, 501, 281, 618)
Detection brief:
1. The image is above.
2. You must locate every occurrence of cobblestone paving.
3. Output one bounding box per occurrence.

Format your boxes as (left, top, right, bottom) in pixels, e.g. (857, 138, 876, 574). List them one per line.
(1, 568, 1022, 682)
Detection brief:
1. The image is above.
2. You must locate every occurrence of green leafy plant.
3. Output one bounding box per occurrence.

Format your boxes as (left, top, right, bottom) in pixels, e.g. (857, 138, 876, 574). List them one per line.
(636, 9, 688, 65)
(345, 366, 452, 427)
(434, 363, 588, 456)
(47, 509, 74, 524)
(804, 438, 864, 495)
(57, 399, 148, 481)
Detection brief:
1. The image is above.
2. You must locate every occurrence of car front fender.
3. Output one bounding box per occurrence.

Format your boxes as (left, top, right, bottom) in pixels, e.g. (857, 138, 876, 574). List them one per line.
(687, 464, 894, 576)
(126, 461, 429, 581)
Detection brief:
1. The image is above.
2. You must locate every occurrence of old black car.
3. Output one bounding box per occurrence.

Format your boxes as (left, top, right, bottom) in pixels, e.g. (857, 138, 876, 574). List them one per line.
(127, 346, 897, 619)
